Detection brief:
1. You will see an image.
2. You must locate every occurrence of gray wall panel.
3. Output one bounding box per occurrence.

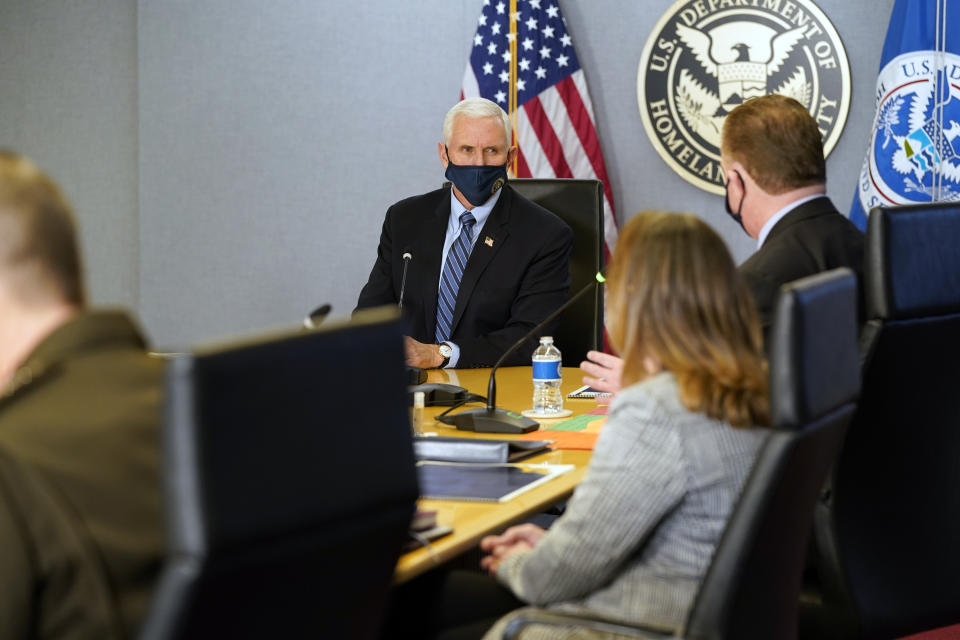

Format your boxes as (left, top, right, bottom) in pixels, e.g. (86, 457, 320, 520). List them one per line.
(0, 0, 139, 310)
(138, 0, 479, 347)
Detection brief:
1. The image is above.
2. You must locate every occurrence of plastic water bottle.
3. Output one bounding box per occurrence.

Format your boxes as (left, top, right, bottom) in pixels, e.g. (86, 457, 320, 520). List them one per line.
(532, 336, 563, 414)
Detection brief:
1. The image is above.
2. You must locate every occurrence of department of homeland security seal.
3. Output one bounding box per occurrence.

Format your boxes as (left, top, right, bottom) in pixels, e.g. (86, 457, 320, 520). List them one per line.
(858, 56, 960, 209)
(638, 0, 851, 195)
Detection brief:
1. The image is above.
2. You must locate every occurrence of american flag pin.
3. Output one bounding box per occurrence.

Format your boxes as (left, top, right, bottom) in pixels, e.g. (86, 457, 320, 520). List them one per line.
(484, 236, 494, 247)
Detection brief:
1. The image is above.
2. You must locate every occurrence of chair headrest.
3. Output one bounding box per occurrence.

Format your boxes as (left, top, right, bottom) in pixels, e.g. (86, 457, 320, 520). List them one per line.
(769, 268, 860, 430)
(867, 202, 960, 320)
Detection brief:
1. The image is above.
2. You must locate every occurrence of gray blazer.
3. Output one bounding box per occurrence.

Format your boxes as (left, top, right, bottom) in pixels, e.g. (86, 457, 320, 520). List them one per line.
(488, 372, 766, 638)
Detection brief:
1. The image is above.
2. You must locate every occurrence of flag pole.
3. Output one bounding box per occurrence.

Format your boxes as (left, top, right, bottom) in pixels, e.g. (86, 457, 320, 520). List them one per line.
(508, 0, 519, 177)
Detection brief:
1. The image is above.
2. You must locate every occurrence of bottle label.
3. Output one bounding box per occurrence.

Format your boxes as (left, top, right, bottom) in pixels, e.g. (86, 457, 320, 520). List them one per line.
(532, 359, 561, 382)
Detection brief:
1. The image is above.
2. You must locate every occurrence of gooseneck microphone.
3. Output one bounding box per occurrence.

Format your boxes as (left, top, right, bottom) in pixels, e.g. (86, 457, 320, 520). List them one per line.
(303, 303, 332, 329)
(437, 272, 606, 434)
(397, 248, 429, 385)
(399, 249, 413, 310)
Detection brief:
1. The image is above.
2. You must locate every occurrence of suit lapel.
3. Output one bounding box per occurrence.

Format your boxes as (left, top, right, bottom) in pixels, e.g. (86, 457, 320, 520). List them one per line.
(450, 187, 512, 334)
(420, 193, 450, 340)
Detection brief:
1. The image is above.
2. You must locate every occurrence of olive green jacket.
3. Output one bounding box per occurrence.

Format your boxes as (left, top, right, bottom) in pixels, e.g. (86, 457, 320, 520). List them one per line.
(0, 310, 165, 640)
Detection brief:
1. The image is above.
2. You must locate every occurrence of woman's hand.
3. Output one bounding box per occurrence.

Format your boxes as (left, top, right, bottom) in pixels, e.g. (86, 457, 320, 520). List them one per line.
(479, 524, 546, 575)
(580, 350, 624, 394)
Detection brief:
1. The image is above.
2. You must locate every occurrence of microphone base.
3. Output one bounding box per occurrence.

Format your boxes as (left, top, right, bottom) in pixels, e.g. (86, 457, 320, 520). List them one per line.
(436, 407, 539, 434)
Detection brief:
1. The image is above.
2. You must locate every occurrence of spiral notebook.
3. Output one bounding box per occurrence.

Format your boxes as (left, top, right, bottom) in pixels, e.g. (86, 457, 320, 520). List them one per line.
(416, 462, 574, 503)
(568, 384, 612, 399)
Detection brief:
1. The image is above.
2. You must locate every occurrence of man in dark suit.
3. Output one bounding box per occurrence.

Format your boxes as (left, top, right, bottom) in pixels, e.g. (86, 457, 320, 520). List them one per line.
(356, 98, 573, 368)
(720, 93, 865, 334)
(0, 151, 164, 638)
(580, 94, 864, 393)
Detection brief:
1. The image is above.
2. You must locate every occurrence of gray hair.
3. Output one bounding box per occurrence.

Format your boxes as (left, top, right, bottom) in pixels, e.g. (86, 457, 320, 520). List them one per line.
(442, 98, 512, 146)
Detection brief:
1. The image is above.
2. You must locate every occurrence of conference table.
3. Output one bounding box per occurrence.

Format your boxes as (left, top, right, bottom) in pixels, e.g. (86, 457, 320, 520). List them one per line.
(395, 365, 600, 584)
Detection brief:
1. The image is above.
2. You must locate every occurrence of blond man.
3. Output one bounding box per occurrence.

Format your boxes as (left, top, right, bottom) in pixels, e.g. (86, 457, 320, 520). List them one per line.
(0, 151, 164, 638)
(722, 94, 864, 332)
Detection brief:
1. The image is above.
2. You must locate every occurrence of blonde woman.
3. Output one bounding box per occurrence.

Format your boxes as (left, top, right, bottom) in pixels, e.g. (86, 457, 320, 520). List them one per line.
(474, 211, 770, 639)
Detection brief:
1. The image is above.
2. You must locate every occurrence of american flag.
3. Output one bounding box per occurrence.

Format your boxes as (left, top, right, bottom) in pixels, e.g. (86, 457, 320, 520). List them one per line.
(462, 0, 618, 254)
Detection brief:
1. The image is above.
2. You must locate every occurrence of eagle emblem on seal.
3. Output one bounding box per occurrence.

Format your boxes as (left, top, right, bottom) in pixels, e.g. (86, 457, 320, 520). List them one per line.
(676, 23, 810, 117)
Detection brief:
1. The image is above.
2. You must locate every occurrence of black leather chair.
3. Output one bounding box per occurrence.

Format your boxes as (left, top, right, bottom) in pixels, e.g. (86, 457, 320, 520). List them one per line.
(502, 268, 861, 640)
(507, 178, 605, 366)
(804, 202, 960, 639)
(138, 310, 418, 640)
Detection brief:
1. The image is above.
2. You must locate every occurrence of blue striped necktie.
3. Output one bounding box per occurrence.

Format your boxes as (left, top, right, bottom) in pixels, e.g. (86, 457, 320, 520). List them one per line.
(436, 211, 476, 343)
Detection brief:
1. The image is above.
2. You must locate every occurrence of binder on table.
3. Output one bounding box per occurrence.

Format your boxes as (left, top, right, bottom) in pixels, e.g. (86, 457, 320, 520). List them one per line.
(416, 462, 574, 503)
(413, 436, 553, 464)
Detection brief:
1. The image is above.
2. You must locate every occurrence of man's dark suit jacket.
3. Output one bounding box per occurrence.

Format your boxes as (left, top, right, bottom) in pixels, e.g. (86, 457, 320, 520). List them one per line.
(356, 185, 573, 368)
(739, 196, 865, 334)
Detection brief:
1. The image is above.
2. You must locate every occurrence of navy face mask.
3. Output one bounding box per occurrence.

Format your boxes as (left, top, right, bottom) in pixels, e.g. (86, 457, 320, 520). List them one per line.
(724, 170, 747, 233)
(444, 146, 508, 207)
